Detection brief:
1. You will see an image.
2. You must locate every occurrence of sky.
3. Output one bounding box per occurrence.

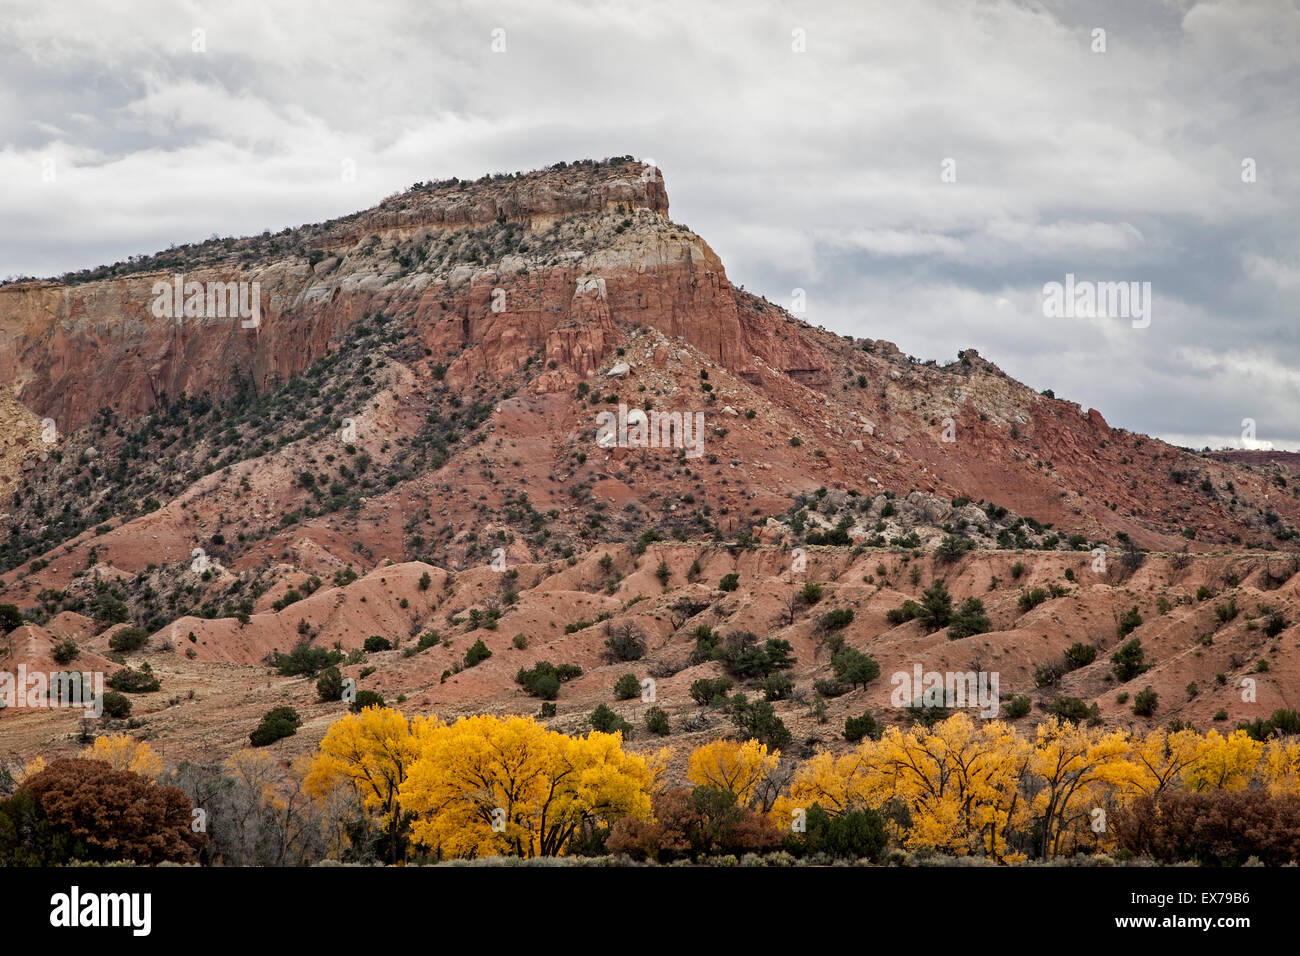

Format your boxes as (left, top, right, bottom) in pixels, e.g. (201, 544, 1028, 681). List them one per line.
(2, 0, 1298, 450)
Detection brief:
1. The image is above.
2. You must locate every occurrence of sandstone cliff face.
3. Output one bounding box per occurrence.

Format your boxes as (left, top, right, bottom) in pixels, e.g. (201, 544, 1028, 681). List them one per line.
(4, 157, 1300, 561)
(321, 161, 670, 244)
(0, 160, 815, 433)
(0, 389, 43, 497)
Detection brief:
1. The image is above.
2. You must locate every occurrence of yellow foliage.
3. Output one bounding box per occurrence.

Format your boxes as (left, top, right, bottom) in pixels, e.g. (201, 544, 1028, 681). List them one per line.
(875, 714, 1031, 858)
(13, 755, 46, 783)
(688, 739, 779, 808)
(1029, 717, 1132, 859)
(1122, 727, 1206, 797)
(400, 714, 653, 858)
(81, 733, 163, 778)
(776, 714, 1030, 859)
(1261, 738, 1300, 797)
(1184, 729, 1262, 792)
(296, 706, 1287, 864)
(305, 705, 435, 820)
(644, 746, 677, 792)
(779, 747, 885, 821)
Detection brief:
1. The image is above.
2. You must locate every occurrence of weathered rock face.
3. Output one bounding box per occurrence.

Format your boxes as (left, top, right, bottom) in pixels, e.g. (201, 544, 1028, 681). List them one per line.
(0, 269, 364, 431)
(0, 159, 825, 434)
(322, 162, 671, 244)
(0, 389, 43, 495)
(4, 157, 1300, 558)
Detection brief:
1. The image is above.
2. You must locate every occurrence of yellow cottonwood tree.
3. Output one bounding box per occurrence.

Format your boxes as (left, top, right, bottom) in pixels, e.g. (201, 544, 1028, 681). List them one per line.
(1184, 729, 1262, 792)
(305, 705, 438, 862)
(1029, 717, 1131, 859)
(688, 739, 780, 808)
(873, 714, 1031, 859)
(81, 733, 163, 779)
(1123, 727, 1206, 797)
(1261, 738, 1300, 797)
(777, 747, 886, 822)
(12, 755, 46, 784)
(400, 714, 653, 858)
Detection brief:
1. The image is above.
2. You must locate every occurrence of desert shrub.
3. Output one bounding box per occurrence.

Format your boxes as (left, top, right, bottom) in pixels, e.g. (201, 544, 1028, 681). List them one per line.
(886, 600, 922, 625)
(762, 672, 794, 701)
(645, 707, 670, 735)
(250, 706, 301, 746)
(101, 691, 132, 719)
(1132, 686, 1158, 717)
(590, 703, 632, 736)
(1117, 605, 1143, 639)
(1214, 598, 1238, 623)
(0, 603, 22, 633)
(350, 690, 385, 712)
(820, 607, 854, 632)
(831, 647, 880, 689)
(517, 661, 582, 699)
(1115, 790, 1300, 866)
(711, 631, 795, 679)
(728, 693, 792, 750)
(603, 623, 647, 662)
(1003, 694, 1032, 719)
(1018, 588, 1049, 613)
(718, 573, 740, 592)
(363, 635, 392, 653)
(274, 644, 344, 677)
(934, 536, 973, 564)
(904, 699, 952, 727)
(51, 640, 80, 665)
(613, 673, 641, 700)
(1110, 637, 1149, 682)
(463, 639, 492, 667)
(690, 625, 722, 663)
(108, 626, 149, 652)
(800, 582, 823, 605)
(843, 712, 880, 742)
(106, 668, 160, 693)
(90, 592, 130, 629)
(947, 598, 991, 640)
(655, 560, 671, 585)
(813, 677, 850, 698)
(316, 665, 344, 702)
(1048, 696, 1097, 723)
(689, 677, 734, 706)
(1063, 642, 1097, 670)
(1034, 661, 1066, 687)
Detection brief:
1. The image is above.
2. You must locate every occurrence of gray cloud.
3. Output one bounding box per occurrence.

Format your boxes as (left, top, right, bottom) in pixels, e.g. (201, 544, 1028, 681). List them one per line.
(2, 0, 1297, 448)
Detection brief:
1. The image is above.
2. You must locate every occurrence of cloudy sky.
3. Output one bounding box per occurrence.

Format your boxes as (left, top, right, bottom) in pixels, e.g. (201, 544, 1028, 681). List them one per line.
(2, 0, 1297, 449)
